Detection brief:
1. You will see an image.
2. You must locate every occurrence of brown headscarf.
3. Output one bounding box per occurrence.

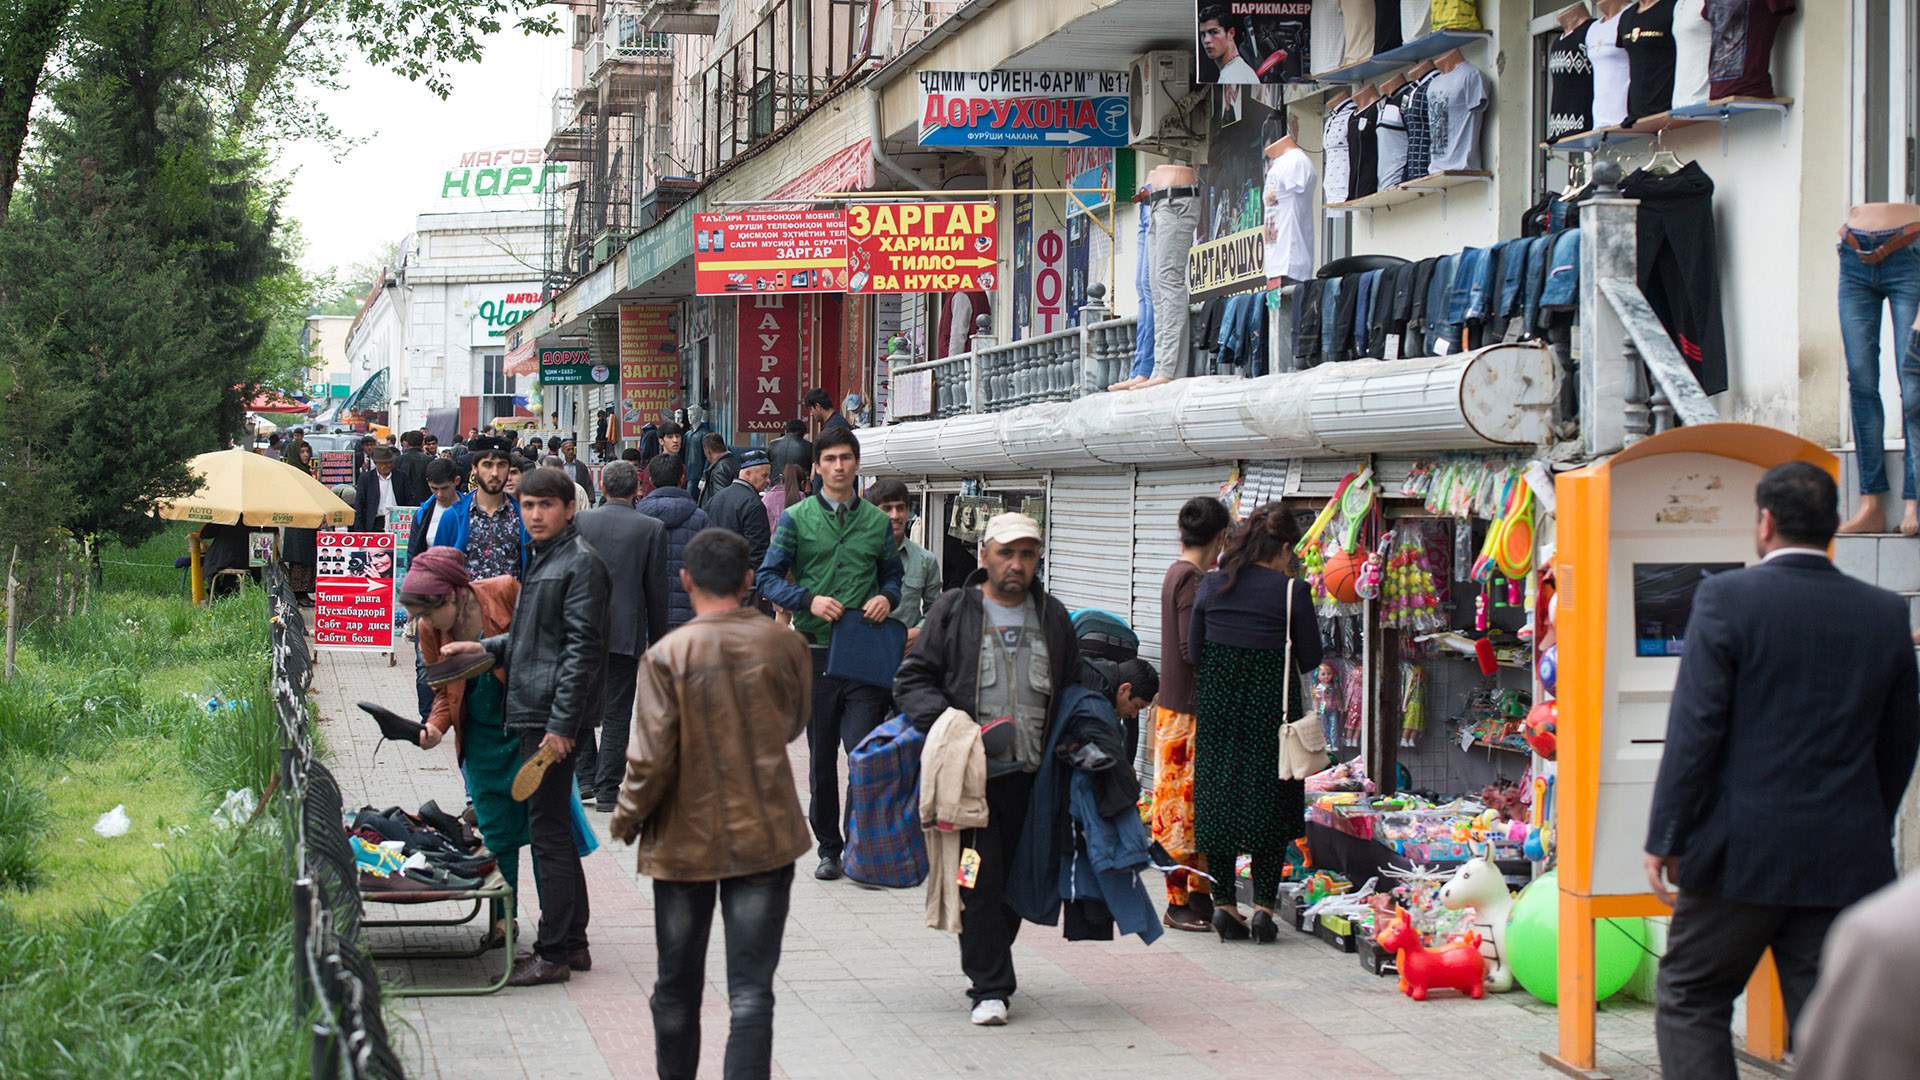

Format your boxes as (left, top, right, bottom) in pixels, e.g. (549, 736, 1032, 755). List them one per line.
(401, 546, 471, 598)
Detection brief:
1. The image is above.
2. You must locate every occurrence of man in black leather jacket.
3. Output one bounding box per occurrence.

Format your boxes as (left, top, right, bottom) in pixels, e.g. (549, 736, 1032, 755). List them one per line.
(443, 465, 611, 986)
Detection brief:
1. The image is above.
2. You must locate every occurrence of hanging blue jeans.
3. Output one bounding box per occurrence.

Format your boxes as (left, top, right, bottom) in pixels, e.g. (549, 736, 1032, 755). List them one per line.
(1838, 229, 1920, 498)
(1131, 202, 1155, 379)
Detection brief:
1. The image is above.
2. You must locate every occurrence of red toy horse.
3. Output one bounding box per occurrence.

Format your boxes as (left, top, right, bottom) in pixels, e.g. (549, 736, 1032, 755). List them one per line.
(1374, 908, 1486, 1001)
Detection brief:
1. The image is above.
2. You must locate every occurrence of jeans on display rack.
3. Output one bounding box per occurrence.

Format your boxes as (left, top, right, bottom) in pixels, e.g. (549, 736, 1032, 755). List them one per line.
(1837, 229, 1920, 499)
(1132, 202, 1156, 379)
(1147, 192, 1199, 381)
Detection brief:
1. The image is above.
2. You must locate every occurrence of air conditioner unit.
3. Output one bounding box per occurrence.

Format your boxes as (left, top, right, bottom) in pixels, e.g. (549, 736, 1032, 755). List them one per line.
(1128, 50, 1192, 145)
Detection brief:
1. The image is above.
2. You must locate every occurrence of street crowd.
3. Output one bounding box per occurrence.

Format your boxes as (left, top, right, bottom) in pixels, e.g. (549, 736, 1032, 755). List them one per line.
(256, 407, 1920, 1080)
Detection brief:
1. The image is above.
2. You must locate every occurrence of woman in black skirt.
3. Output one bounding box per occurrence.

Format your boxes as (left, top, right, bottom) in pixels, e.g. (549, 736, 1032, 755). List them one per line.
(1189, 502, 1322, 942)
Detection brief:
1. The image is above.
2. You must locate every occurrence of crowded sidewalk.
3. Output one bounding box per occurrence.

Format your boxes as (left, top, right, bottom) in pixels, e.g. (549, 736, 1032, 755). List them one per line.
(313, 639, 1724, 1080)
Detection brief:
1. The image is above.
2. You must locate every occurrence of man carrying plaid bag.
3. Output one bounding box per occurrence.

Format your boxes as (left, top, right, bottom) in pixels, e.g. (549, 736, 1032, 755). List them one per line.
(842, 715, 929, 888)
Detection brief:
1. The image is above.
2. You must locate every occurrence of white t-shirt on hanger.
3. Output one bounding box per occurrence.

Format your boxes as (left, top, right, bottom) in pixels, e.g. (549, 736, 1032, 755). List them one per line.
(1264, 146, 1318, 283)
(1589, 5, 1632, 128)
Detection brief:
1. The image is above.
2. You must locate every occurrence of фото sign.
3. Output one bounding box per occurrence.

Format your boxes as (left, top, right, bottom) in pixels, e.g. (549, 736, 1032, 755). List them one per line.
(440, 148, 567, 205)
(845, 202, 999, 294)
(693, 209, 847, 296)
(734, 296, 808, 441)
(470, 287, 545, 346)
(1032, 226, 1068, 335)
(619, 304, 679, 438)
(917, 70, 1130, 148)
(314, 531, 395, 652)
(538, 346, 608, 386)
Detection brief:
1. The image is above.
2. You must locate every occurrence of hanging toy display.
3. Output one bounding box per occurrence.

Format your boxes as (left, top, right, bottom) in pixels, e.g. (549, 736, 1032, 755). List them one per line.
(1315, 662, 1341, 749)
(1399, 662, 1426, 747)
(1523, 700, 1558, 759)
(1341, 660, 1366, 746)
(1356, 530, 1391, 601)
(1381, 527, 1445, 631)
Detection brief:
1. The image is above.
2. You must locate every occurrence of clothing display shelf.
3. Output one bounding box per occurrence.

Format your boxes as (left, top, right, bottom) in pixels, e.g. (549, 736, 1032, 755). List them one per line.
(1545, 96, 1792, 156)
(1309, 29, 1494, 85)
(1325, 169, 1492, 216)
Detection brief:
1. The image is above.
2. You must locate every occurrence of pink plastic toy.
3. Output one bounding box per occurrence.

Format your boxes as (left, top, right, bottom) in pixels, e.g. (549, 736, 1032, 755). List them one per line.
(1375, 908, 1487, 1001)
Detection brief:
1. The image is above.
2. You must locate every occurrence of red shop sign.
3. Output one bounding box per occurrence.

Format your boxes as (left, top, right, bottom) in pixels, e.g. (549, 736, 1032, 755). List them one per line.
(694, 209, 847, 296)
(734, 295, 808, 441)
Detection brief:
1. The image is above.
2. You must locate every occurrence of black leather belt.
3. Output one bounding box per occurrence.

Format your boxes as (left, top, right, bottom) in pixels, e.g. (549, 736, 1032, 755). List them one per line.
(1146, 185, 1199, 205)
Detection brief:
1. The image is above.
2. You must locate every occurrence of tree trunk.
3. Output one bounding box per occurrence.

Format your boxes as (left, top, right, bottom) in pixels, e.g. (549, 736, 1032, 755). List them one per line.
(0, 0, 76, 222)
(6, 545, 18, 678)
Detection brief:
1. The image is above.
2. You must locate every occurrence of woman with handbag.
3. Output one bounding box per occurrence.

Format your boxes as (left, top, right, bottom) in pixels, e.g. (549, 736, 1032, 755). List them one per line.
(1189, 503, 1323, 942)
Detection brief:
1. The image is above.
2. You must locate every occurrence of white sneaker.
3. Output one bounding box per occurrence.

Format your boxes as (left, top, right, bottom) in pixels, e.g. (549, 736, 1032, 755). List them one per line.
(969, 999, 1009, 1026)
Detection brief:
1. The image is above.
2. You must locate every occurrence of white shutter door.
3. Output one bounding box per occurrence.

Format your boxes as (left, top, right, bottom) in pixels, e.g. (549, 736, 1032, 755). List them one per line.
(1129, 464, 1233, 668)
(1045, 472, 1133, 615)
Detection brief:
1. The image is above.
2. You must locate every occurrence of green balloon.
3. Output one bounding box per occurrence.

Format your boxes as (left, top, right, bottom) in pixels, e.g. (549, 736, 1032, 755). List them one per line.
(1506, 870, 1651, 1004)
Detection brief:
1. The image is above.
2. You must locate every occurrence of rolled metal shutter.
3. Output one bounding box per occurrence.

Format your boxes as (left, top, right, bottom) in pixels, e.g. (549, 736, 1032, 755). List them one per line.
(1129, 464, 1234, 668)
(1044, 472, 1133, 616)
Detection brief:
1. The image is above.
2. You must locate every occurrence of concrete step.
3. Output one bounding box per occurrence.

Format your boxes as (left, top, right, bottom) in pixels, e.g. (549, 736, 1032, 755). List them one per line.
(1835, 446, 1913, 533)
(1834, 532, 1920, 593)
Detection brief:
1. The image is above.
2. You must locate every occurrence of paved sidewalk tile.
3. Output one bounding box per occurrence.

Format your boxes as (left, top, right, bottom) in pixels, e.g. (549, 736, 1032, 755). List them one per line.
(314, 639, 1775, 1079)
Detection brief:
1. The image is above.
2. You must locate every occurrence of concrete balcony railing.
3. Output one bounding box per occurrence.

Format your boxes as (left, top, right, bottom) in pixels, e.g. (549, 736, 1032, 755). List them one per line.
(887, 286, 1134, 422)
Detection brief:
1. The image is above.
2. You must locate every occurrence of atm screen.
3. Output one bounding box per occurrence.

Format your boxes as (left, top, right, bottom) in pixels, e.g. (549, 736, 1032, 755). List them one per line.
(1632, 562, 1744, 657)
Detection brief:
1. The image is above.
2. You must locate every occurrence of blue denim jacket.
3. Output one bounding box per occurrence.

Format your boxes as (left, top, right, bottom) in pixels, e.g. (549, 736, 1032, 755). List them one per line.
(1061, 769, 1164, 944)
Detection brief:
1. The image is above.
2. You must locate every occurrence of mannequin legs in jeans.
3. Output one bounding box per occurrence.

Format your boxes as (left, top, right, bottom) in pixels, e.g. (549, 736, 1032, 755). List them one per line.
(1134, 194, 1198, 389)
(1837, 232, 1920, 534)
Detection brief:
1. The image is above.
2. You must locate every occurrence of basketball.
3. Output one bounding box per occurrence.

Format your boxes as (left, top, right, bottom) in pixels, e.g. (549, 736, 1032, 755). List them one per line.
(1322, 549, 1362, 604)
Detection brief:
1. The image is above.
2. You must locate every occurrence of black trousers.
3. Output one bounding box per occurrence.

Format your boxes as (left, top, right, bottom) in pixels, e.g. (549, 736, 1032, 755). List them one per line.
(517, 730, 590, 963)
(591, 652, 641, 800)
(1655, 891, 1837, 1080)
(652, 865, 794, 1080)
(959, 770, 1035, 1004)
(805, 648, 890, 859)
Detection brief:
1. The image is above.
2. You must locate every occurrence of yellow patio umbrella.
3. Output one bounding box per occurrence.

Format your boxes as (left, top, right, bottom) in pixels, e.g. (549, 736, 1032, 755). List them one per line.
(157, 448, 356, 529)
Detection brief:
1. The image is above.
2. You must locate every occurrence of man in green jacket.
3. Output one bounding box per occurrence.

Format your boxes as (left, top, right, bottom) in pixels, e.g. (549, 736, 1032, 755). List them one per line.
(756, 426, 902, 881)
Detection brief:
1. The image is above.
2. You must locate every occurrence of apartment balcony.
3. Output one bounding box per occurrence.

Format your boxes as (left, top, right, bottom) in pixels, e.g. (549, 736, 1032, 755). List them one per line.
(587, 8, 675, 111)
(640, 0, 720, 35)
(545, 88, 592, 162)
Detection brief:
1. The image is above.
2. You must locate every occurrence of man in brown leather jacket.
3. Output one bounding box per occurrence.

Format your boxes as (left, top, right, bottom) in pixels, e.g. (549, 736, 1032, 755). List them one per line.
(609, 527, 811, 1080)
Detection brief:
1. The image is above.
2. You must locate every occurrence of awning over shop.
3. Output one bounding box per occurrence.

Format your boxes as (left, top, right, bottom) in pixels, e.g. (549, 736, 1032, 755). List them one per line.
(245, 391, 309, 414)
(768, 138, 875, 200)
(340, 368, 388, 414)
(504, 302, 552, 377)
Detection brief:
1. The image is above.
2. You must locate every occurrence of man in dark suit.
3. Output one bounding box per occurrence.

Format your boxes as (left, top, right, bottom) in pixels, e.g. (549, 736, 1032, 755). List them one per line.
(560, 438, 595, 500)
(768, 419, 812, 486)
(394, 429, 431, 507)
(571, 459, 670, 811)
(696, 432, 738, 508)
(353, 445, 399, 532)
(702, 449, 772, 571)
(1646, 461, 1920, 1080)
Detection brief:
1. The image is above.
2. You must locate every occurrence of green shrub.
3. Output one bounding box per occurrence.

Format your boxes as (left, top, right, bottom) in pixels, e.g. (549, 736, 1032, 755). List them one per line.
(0, 758, 47, 892)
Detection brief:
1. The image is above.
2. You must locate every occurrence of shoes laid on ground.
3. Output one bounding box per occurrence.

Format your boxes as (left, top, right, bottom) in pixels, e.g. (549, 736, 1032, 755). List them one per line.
(506, 955, 571, 986)
(1162, 905, 1211, 932)
(1187, 892, 1215, 922)
(423, 651, 495, 689)
(969, 999, 1009, 1026)
(511, 744, 560, 802)
(513, 947, 591, 972)
(814, 855, 844, 881)
(357, 701, 426, 746)
(358, 870, 437, 895)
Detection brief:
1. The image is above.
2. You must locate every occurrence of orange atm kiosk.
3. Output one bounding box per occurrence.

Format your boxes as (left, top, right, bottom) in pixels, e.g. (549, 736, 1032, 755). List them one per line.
(1546, 424, 1833, 1077)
